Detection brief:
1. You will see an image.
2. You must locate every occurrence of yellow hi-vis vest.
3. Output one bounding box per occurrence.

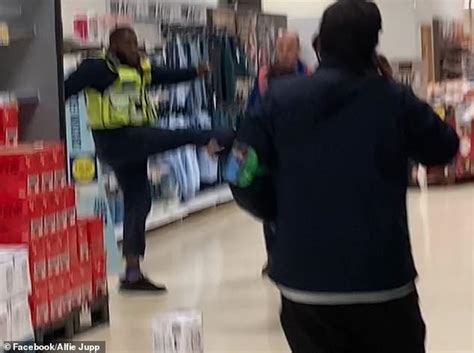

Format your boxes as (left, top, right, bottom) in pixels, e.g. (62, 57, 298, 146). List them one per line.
(85, 57, 155, 129)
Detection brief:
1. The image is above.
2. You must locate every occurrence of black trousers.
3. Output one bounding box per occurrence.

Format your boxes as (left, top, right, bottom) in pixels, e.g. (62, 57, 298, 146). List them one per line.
(280, 292, 426, 353)
(92, 127, 234, 258)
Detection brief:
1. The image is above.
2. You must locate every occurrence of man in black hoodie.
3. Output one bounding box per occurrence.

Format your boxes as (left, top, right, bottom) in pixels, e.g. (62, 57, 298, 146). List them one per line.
(231, 1, 459, 352)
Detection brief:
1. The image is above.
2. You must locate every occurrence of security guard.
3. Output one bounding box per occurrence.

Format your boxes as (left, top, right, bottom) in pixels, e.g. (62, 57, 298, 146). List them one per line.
(65, 27, 234, 293)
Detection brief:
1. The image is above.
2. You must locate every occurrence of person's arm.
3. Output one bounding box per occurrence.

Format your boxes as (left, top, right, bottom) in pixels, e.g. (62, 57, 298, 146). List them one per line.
(404, 87, 459, 165)
(229, 91, 276, 221)
(150, 67, 198, 85)
(64, 59, 105, 100)
(142, 128, 235, 155)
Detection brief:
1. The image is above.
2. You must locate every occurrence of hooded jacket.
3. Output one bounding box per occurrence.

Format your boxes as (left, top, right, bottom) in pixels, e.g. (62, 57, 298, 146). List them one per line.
(231, 60, 459, 292)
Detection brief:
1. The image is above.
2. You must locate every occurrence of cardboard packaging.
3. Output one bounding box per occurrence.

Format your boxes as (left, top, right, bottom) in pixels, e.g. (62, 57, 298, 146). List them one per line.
(0, 147, 42, 198)
(29, 280, 49, 328)
(92, 254, 107, 298)
(152, 310, 204, 353)
(0, 96, 18, 147)
(77, 220, 90, 263)
(0, 196, 44, 241)
(0, 246, 30, 299)
(0, 300, 11, 348)
(9, 295, 34, 341)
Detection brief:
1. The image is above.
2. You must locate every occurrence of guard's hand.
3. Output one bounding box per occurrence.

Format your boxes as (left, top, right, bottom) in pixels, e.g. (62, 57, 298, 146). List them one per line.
(197, 63, 211, 76)
(207, 138, 224, 156)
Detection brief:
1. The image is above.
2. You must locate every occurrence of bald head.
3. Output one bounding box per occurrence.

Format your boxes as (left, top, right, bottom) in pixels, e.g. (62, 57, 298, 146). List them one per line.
(275, 32, 300, 69)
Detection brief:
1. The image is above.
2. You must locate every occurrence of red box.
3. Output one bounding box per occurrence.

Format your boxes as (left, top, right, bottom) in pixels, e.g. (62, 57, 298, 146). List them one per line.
(0, 223, 30, 244)
(67, 226, 79, 266)
(52, 144, 67, 189)
(54, 189, 68, 232)
(0, 146, 42, 198)
(69, 265, 82, 308)
(29, 280, 49, 328)
(39, 148, 55, 194)
(64, 187, 76, 227)
(80, 261, 93, 303)
(77, 220, 89, 263)
(29, 238, 47, 283)
(92, 254, 107, 297)
(0, 99, 18, 146)
(0, 195, 43, 240)
(60, 273, 72, 315)
(43, 192, 62, 236)
(86, 217, 104, 259)
(46, 234, 62, 278)
(59, 231, 70, 274)
(48, 276, 63, 321)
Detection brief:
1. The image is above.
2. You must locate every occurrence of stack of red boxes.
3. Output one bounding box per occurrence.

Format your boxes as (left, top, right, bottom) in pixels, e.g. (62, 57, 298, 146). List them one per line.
(0, 94, 18, 147)
(84, 218, 107, 298)
(0, 142, 107, 330)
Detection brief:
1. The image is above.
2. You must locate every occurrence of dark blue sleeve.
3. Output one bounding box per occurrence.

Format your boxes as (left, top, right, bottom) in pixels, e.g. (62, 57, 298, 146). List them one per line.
(64, 59, 111, 100)
(403, 87, 459, 165)
(151, 67, 198, 85)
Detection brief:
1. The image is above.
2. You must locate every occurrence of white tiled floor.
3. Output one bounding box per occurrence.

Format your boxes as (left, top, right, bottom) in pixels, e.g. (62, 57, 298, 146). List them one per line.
(82, 186, 474, 353)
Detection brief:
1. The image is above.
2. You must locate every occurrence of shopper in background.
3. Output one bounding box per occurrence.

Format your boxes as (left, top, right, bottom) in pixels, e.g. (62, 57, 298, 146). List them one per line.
(248, 31, 312, 275)
(64, 27, 234, 293)
(248, 31, 312, 108)
(231, 1, 459, 352)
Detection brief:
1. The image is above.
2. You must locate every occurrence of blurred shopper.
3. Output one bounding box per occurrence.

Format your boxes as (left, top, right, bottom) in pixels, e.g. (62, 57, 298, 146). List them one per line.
(65, 27, 234, 293)
(231, 1, 459, 352)
(248, 32, 312, 275)
(248, 31, 312, 107)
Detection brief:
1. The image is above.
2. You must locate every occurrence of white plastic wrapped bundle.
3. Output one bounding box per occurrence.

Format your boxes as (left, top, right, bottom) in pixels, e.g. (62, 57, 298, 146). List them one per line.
(152, 310, 203, 353)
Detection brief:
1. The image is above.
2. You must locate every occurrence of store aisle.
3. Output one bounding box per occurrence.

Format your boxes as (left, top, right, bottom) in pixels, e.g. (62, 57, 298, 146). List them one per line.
(82, 186, 474, 353)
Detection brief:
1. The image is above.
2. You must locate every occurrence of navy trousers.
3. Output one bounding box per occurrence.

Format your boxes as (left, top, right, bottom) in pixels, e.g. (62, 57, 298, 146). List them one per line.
(92, 126, 234, 257)
(281, 292, 425, 353)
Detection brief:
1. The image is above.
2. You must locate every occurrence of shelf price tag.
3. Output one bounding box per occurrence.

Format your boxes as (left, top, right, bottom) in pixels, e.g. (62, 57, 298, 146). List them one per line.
(0, 22, 9, 46)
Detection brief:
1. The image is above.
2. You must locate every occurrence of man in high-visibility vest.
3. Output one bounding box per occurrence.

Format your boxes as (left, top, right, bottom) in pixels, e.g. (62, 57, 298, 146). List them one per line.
(65, 27, 234, 293)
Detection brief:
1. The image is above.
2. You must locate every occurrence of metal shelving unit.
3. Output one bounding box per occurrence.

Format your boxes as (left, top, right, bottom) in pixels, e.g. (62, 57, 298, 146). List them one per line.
(0, 0, 64, 142)
(0, 22, 36, 45)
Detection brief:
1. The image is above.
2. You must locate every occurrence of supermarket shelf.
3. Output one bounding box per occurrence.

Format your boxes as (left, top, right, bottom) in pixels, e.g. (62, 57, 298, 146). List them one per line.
(115, 184, 234, 241)
(16, 91, 39, 106)
(0, 23, 35, 46)
(63, 38, 104, 54)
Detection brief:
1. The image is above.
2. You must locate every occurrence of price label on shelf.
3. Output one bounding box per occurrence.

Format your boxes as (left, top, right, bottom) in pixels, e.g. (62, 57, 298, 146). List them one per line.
(0, 22, 9, 46)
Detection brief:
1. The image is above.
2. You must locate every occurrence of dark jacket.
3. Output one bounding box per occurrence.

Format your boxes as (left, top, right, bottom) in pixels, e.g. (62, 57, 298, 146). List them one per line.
(64, 58, 198, 100)
(247, 60, 312, 109)
(232, 61, 459, 292)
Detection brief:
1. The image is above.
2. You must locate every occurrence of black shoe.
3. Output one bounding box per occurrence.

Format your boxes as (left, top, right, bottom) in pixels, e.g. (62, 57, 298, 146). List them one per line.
(119, 276, 168, 293)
